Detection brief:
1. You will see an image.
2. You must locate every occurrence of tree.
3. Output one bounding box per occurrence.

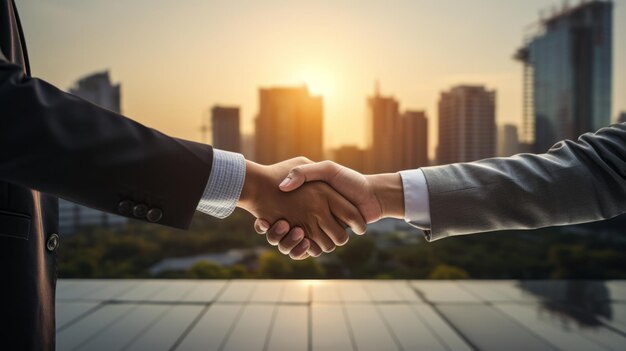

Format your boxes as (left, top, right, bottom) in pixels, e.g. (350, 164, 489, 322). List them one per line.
(187, 260, 230, 279)
(429, 264, 470, 279)
(228, 264, 249, 278)
(292, 258, 326, 278)
(336, 235, 376, 277)
(258, 251, 293, 278)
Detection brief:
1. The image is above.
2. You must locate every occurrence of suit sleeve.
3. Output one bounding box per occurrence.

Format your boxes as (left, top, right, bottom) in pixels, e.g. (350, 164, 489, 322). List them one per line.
(420, 123, 626, 241)
(0, 58, 213, 229)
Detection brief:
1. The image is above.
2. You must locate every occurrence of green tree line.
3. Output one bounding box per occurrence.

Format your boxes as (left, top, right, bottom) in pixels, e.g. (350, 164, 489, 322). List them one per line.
(59, 210, 626, 280)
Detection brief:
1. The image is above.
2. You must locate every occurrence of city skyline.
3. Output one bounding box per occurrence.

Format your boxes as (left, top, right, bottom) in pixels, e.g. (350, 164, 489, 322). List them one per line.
(18, 0, 626, 160)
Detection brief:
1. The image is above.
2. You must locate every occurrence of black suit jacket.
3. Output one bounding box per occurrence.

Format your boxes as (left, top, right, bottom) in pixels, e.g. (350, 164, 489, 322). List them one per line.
(0, 1, 214, 349)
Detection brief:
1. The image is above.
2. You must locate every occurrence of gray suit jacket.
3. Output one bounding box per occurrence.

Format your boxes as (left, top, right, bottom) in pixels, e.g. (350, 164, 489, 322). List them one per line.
(420, 122, 626, 241)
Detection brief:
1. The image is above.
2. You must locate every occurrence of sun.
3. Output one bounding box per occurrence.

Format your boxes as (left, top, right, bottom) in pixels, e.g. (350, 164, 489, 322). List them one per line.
(292, 65, 336, 97)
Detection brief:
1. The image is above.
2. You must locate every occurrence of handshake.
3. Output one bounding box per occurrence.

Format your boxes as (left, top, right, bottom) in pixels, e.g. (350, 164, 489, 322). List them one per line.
(237, 157, 405, 260)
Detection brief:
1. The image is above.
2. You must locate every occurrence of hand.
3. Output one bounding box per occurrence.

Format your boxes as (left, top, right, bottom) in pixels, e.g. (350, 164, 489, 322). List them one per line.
(254, 160, 405, 256)
(238, 158, 367, 260)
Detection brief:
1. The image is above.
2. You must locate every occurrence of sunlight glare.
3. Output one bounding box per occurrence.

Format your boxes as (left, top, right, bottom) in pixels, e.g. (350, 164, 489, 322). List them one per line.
(292, 66, 336, 97)
(300, 279, 324, 287)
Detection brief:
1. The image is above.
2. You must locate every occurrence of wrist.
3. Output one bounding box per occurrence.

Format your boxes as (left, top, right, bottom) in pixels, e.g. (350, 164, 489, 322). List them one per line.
(367, 173, 405, 219)
(238, 160, 263, 211)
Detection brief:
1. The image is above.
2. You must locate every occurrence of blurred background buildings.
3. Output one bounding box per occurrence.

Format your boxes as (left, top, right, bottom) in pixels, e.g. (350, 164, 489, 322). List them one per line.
(210, 106, 241, 153)
(515, 0, 613, 152)
(436, 85, 496, 165)
(59, 71, 128, 234)
(189, 2, 615, 175)
(254, 86, 324, 164)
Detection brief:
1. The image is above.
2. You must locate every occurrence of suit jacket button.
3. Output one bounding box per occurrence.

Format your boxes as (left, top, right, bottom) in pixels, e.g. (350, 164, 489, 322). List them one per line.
(118, 200, 134, 215)
(147, 208, 163, 222)
(133, 204, 149, 218)
(46, 233, 59, 252)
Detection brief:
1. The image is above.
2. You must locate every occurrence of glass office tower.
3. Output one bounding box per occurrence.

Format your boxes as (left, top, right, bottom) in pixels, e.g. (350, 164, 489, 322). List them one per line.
(516, 0, 612, 152)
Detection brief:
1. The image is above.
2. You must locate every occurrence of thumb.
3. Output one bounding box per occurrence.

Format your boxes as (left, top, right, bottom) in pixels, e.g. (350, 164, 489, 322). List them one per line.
(279, 161, 337, 192)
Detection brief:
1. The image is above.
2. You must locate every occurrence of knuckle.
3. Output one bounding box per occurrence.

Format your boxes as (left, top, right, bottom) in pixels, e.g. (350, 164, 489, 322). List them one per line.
(323, 160, 338, 169)
(321, 160, 333, 168)
(296, 156, 312, 164)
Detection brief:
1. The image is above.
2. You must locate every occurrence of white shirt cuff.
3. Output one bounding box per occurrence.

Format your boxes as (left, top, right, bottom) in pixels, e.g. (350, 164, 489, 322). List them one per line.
(399, 169, 431, 230)
(196, 149, 246, 219)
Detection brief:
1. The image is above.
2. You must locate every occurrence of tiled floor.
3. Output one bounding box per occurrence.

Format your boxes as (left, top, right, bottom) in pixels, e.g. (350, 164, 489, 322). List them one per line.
(55, 279, 626, 351)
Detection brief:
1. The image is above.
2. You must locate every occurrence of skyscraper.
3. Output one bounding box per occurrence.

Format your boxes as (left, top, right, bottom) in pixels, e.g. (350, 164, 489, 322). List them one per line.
(437, 85, 496, 165)
(254, 86, 323, 164)
(497, 124, 520, 157)
(515, 0, 612, 152)
(211, 106, 241, 153)
(240, 134, 255, 160)
(401, 110, 429, 169)
(69, 71, 121, 112)
(60, 71, 127, 234)
(332, 145, 366, 173)
(366, 84, 401, 173)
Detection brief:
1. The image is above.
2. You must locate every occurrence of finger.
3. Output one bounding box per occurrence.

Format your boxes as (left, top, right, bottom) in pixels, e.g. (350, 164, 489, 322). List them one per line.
(318, 211, 349, 247)
(254, 218, 271, 234)
(279, 161, 339, 192)
(306, 239, 323, 257)
(278, 227, 305, 254)
(291, 253, 310, 261)
(288, 238, 311, 259)
(266, 220, 290, 246)
(305, 222, 336, 253)
(328, 192, 367, 235)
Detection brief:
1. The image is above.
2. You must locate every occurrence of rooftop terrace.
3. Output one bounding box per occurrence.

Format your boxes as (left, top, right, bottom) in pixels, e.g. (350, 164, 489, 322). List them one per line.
(56, 279, 626, 350)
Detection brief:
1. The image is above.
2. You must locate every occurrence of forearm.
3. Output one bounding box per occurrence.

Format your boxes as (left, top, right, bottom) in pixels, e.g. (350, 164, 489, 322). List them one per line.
(422, 123, 626, 240)
(0, 60, 213, 228)
(367, 173, 405, 219)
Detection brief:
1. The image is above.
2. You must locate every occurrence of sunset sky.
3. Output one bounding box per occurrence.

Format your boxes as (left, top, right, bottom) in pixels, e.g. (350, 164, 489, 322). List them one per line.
(18, 0, 626, 159)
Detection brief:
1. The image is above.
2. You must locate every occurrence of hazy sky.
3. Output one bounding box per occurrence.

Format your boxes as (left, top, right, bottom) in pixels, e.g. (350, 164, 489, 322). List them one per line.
(18, 0, 626, 158)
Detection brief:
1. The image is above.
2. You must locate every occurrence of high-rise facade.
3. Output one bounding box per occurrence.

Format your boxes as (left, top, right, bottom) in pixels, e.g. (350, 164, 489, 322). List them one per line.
(69, 71, 121, 112)
(402, 110, 429, 169)
(437, 85, 496, 165)
(60, 71, 127, 234)
(515, 0, 612, 151)
(254, 86, 323, 164)
(332, 145, 366, 173)
(366, 85, 401, 173)
(211, 106, 241, 153)
(497, 124, 520, 157)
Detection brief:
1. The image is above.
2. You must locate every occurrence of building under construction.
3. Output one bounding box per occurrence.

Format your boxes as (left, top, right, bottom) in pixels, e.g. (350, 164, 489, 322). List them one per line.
(515, 0, 612, 152)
